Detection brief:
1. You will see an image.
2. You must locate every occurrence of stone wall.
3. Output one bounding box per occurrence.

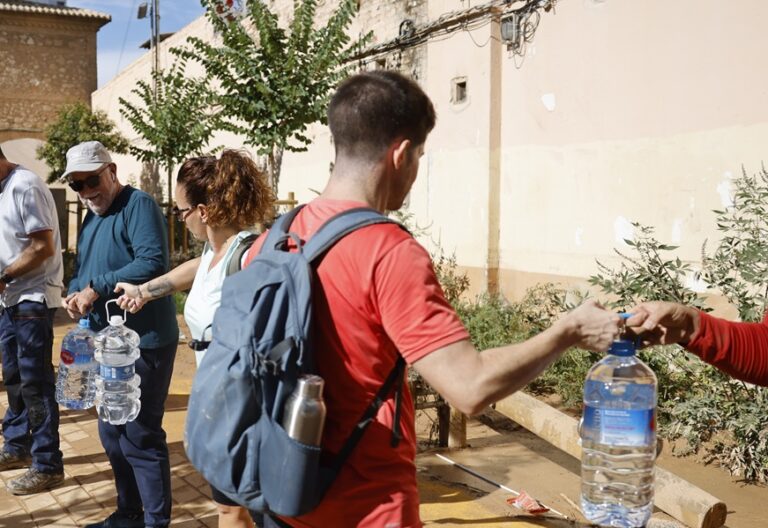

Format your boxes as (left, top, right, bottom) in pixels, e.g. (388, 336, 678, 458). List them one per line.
(0, 11, 105, 142)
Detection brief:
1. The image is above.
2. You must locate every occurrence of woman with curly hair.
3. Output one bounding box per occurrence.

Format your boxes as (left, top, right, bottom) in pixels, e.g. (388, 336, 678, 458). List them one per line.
(116, 149, 274, 528)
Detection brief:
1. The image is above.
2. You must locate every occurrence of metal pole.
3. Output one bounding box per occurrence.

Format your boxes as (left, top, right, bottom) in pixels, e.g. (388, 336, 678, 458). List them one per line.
(152, 0, 159, 99)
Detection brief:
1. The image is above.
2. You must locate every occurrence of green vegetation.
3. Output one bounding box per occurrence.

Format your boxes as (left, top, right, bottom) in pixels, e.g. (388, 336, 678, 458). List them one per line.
(37, 102, 129, 183)
(118, 60, 218, 203)
(175, 0, 370, 191)
(424, 166, 768, 482)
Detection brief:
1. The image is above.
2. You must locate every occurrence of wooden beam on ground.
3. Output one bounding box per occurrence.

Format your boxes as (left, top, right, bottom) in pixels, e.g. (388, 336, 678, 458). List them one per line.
(493, 392, 728, 528)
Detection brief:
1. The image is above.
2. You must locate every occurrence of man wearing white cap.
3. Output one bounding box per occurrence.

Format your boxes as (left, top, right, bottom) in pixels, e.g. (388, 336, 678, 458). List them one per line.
(61, 141, 179, 528)
(0, 145, 64, 495)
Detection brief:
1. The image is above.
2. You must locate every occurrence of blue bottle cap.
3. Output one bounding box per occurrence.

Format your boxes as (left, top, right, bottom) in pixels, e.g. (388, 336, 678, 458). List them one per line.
(609, 339, 636, 356)
(78, 318, 91, 329)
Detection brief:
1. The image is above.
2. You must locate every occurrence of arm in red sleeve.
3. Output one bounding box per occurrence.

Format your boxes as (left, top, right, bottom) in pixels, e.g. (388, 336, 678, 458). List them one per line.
(686, 311, 768, 386)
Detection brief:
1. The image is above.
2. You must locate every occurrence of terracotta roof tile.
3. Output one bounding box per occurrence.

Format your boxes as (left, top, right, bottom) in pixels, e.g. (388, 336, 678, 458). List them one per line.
(0, 0, 111, 20)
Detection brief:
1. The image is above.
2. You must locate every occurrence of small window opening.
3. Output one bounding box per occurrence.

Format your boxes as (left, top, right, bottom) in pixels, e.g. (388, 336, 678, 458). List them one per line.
(452, 77, 467, 104)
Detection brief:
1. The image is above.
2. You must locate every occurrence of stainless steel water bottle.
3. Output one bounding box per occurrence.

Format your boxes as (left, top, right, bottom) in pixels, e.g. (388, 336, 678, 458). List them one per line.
(282, 375, 327, 446)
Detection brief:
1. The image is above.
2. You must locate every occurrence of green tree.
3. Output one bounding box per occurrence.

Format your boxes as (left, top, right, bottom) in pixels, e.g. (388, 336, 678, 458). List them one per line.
(118, 60, 218, 204)
(702, 166, 768, 322)
(588, 223, 706, 311)
(176, 0, 370, 192)
(37, 102, 129, 183)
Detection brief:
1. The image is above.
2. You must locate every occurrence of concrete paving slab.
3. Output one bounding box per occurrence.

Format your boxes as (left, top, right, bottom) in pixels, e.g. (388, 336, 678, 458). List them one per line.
(0, 311, 578, 527)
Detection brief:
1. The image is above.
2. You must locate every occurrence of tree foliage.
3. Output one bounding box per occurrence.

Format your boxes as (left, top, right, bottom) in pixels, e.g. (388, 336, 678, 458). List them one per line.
(589, 223, 707, 311)
(175, 0, 370, 190)
(582, 191, 768, 483)
(118, 60, 218, 200)
(37, 102, 129, 183)
(701, 166, 768, 322)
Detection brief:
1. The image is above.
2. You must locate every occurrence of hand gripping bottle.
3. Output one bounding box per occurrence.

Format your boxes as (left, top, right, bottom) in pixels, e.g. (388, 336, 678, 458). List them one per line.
(94, 300, 142, 425)
(580, 314, 657, 528)
(55, 317, 98, 409)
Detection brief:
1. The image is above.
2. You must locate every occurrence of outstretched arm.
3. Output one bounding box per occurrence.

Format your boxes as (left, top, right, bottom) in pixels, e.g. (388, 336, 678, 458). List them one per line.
(627, 301, 768, 386)
(413, 300, 620, 416)
(116, 257, 201, 313)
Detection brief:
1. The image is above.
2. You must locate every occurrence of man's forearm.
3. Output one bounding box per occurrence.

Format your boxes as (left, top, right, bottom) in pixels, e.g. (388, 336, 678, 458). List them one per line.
(3, 231, 55, 279)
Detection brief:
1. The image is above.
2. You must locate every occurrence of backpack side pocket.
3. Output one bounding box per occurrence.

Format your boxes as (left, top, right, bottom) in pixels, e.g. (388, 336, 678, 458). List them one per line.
(260, 415, 322, 517)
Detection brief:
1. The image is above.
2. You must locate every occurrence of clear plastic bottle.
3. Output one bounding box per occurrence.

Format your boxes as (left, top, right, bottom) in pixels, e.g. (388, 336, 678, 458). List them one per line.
(55, 318, 98, 410)
(580, 336, 657, 528)
(94, 300, 142, 425)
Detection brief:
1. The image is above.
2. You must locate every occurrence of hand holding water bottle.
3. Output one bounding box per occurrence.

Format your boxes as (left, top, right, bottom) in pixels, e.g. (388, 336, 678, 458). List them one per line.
(580, 313, 657, 528)
(556, 300, 623, 353)
(56, 318, 98, 410)
(94, 300, 142, 425)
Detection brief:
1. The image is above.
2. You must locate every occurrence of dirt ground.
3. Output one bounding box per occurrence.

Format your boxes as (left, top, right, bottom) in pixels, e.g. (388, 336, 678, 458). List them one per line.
(52, 310, 766, 528)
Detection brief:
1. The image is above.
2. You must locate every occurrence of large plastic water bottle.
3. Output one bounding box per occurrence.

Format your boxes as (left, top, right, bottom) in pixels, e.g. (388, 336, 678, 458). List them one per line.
(94, 300, 141, 425)
(55, 318, 97, 410)
(580, 329, 657, 528)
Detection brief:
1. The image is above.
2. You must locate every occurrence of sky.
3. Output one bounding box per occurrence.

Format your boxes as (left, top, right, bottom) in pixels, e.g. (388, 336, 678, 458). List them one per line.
(67, 1, 206, 88)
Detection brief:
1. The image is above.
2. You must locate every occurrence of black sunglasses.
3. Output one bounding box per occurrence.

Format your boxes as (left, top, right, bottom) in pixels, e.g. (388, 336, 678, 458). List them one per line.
(172, 205, 193, 220)
(68, 167, 108, 192)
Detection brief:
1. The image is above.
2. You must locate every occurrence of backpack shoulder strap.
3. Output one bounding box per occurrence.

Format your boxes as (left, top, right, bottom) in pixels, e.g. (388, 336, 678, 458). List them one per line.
(225, 233, 259, 277)
(320, 356, 407, 495)
(260, 205, 306, 255)
(303, 207, 405, 263)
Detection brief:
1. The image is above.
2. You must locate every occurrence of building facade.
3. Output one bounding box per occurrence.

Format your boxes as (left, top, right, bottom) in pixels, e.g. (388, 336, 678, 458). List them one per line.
(0, 0, 110, 142)
(94, 0, 768, 312)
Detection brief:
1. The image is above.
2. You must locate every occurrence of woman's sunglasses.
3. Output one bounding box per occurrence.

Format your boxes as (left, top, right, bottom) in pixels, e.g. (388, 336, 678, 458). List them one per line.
(172, 205, 193, 220)
(67, 167, 108, 192)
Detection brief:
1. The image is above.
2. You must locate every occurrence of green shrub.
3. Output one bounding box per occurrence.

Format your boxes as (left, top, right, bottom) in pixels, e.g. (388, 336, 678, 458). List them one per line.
(702, 166, 768, 322)
(585, 170, 768, 483)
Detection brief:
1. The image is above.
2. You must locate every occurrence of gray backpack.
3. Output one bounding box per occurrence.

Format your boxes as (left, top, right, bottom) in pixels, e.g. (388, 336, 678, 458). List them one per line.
(184, 206, 407, 517)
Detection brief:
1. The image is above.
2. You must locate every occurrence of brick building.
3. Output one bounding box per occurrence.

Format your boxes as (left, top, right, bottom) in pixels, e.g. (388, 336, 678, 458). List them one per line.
(0, 0, 110, 143)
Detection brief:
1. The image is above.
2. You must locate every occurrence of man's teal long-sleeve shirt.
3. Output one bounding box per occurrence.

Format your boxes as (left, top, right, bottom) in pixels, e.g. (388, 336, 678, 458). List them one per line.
(68, 186, 178, 348)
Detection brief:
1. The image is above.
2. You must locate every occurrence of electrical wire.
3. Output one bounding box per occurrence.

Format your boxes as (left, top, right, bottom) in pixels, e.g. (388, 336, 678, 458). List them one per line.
(106, 0, 141, 110)
(351, 0, 558, 66)
(114, 0, 141, 84)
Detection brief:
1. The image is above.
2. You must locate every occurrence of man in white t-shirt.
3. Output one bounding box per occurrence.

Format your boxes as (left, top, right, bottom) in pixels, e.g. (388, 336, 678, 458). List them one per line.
(0, 146, 64, 495)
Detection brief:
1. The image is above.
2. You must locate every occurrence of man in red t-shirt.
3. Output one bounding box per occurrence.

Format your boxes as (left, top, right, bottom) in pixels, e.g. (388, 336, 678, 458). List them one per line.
(627, 301, 768, 386)
(246, 70, 622, 527)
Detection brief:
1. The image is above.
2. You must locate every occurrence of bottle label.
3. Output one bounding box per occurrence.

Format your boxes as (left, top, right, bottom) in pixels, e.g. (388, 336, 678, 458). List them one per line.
(582, 405, 655, 446)
(60, 348, 75, 365)
(100, 364, 134, 381)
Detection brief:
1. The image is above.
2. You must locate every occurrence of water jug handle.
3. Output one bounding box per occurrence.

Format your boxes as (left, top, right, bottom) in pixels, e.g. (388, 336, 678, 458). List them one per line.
(105, 299, 127, 326)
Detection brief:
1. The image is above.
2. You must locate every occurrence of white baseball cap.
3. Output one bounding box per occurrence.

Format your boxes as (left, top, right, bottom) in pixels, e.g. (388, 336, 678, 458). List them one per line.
(60, 141, 113, 180)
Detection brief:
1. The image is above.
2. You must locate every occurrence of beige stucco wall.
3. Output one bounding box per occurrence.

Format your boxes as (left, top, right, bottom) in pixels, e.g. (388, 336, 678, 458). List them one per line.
(93, 0, 768, 310)
(0, 10, 106, 142)
(493, 0, 768, 304)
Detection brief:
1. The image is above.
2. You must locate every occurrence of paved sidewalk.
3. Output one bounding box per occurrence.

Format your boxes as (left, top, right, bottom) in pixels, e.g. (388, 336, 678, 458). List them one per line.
(0, 311, 560, 528)
(0, 390, 217, 528)
(0, 311, 217, 528)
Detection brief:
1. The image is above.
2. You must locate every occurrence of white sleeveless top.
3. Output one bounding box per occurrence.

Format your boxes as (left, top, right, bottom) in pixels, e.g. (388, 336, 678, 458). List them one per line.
(184, 231, 252, 366)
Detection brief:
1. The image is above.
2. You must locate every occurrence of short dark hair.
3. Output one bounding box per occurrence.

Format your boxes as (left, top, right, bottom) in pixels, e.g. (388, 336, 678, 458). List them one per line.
(328, 70, 436, 160)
